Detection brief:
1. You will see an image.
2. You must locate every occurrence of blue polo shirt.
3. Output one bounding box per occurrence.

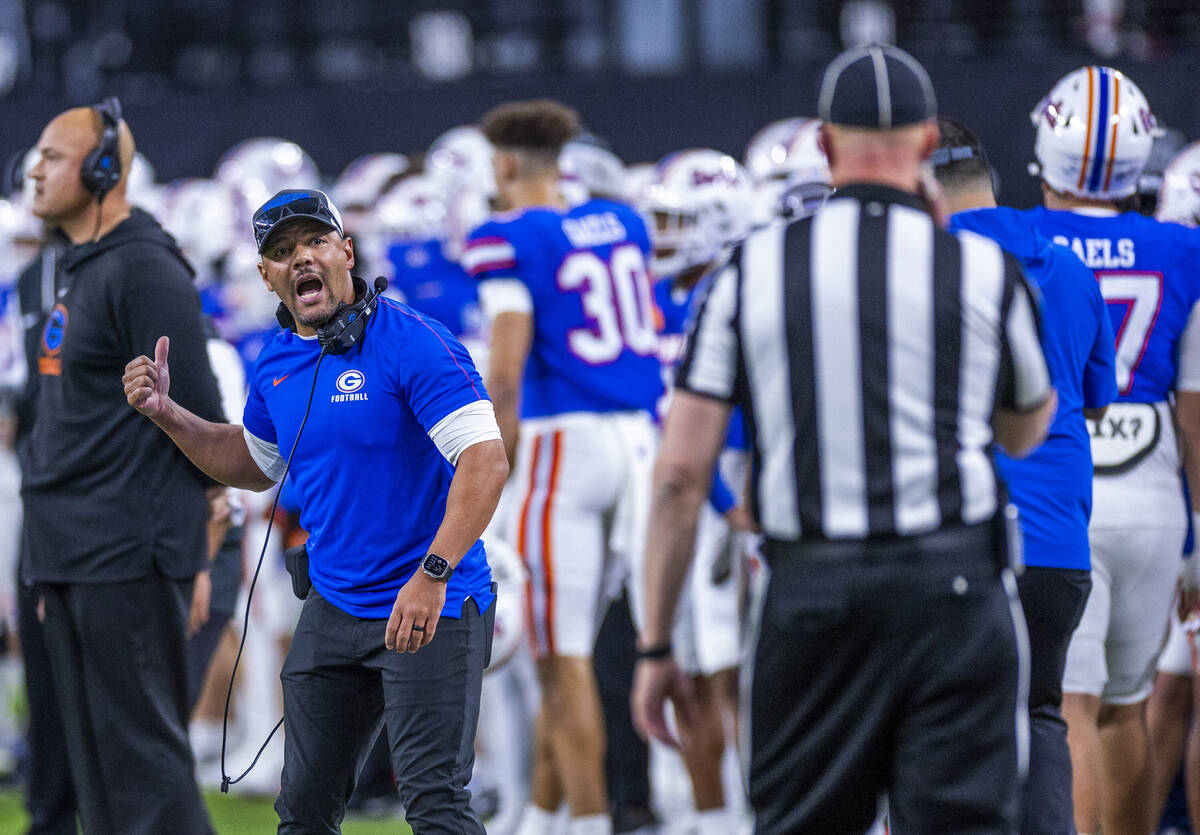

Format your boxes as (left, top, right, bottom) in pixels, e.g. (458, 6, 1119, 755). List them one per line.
(243, 297, 494, 618)
(951, 207, 1118, 570)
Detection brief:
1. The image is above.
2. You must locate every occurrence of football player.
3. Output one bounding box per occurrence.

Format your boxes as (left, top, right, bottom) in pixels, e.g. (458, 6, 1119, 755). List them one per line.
(641, 148, 759, 835)
(1145, 137, 1200, 832)
(463, 99, 662, 835)
(932, 116, 1118, 835)
(1022, 66, 1200, 835)
(560, 135, 627, 208)
(742, 117, 832, 227)
(375, 174, 487, 372)
(330, 152, 411, 278)
(1156, 141, 1200, 227)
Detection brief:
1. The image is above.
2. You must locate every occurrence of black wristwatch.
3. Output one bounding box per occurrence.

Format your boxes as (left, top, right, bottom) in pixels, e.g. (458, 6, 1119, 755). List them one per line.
(421, 553, 453, 582)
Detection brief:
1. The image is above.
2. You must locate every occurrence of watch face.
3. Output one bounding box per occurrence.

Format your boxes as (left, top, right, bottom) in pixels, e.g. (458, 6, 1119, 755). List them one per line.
(424, 554, 449, 576)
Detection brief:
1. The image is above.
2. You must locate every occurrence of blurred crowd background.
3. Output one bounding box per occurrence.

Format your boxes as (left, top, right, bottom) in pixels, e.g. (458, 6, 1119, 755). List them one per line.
(0, 1, 1197, 210)
(0, 1, 1198, 829)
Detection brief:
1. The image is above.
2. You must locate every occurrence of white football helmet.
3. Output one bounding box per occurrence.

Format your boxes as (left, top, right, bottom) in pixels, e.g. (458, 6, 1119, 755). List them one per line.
(427, 126, 496, 259)
(1158, 141, 1200, 227)
(744, 117, 831, 222)
(1, 148, 44, 269)
(126, 152, 162, 214)
(639, 149, 756, 278)
(158, 178, 242, 270)
(214, 138, 321, 219)
(1030, 65, 1160, 200)
(559, 139, 626, 206)
(427, 125, 496, 199)
(481, 535, 528, 674)
(623, 163, 657, 206)
(374, 174, 450, 243)
(332, 152, 410, 211)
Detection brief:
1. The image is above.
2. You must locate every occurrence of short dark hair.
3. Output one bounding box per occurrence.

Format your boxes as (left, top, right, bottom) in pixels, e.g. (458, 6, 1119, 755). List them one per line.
(931, 117, 995, 195)
(481, 99, 581, 156)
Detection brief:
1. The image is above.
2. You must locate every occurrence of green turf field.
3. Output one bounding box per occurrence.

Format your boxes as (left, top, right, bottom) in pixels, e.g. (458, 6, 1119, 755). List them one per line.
(0, 789, 414, 834)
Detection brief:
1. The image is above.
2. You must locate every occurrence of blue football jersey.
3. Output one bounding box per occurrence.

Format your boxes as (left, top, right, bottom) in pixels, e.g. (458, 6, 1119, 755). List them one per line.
(654, 273, 748, 513)
(386, 238, 484, 340)
(463, 199, 663, 419)
(654, 273, 749, 451)
(243, 299, 494, 619)
(952, 207, 1118, 570)
(1021, 206, 1200, 403)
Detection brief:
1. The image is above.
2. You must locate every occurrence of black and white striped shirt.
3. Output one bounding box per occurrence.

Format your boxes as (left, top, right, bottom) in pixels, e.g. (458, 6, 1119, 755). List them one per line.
(677, 184, 1052, 542)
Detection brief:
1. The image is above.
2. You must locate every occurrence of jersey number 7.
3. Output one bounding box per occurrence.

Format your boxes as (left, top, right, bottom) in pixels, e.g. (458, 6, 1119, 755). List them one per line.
(1098, 271, 1162, 395)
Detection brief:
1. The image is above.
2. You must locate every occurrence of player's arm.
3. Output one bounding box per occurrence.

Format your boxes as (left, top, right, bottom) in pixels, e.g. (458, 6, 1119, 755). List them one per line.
(1174, 389, 1200, 615)
(1082, 269, 1118, 422)
(487, 310, 532, 469)
(1174, 301, 1200, 609)
(634, 259, 741, 747)
(124, 336, 275, 492)
(643, 391, 732, 649)
(993, 264, 1056, 458)
(464, 227, 531, 470)
(1175, 301, 1200, 510)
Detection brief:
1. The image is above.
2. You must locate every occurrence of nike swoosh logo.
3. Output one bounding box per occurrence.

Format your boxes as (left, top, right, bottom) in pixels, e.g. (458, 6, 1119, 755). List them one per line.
(273, 375, 289, 386)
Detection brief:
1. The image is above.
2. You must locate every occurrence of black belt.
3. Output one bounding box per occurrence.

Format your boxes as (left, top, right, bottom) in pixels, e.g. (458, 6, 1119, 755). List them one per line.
(763, 521, 997, 568)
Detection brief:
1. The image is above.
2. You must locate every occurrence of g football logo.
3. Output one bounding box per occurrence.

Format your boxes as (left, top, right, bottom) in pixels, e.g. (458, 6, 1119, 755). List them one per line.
(336, 370, 365, 393)
(39, 303, 68, 375)
(42, 304, 67, 355)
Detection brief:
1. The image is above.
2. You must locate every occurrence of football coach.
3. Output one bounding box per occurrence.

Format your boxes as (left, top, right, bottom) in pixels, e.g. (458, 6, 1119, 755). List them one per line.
(633, 45, 1057, 834)
(123, 189, 509, 834)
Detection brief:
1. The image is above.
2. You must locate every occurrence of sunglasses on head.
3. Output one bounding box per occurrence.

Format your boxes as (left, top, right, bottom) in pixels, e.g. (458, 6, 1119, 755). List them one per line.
(254, 192, 343, 250)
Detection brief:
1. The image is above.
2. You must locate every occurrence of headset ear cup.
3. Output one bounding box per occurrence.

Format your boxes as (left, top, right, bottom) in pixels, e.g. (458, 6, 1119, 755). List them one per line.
(276, 302, 297, 332)
(80, 99, 122, 197)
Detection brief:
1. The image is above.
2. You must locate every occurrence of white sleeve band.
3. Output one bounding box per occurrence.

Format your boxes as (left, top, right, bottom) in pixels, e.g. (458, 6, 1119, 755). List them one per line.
(479, 279, 534, 318)
(243, 427, 287, 482)
(1177, 300, 1200, 392)
(680, 263, 739, 399)
(428, 400, 503, 465)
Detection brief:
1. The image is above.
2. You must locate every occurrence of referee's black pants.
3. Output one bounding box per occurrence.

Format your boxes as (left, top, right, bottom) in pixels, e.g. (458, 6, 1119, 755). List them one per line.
(1015, 566, 1091, 835)
(276, 589, 492, 834)
(751, 525, 1026, 835)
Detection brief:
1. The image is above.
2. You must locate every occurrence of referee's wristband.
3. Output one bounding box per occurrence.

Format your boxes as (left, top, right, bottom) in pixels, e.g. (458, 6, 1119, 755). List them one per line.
(637, 642, 673, 661)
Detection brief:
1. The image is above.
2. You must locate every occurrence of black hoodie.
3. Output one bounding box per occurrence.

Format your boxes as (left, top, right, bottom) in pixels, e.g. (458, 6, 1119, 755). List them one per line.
(21, 209, 224, 583)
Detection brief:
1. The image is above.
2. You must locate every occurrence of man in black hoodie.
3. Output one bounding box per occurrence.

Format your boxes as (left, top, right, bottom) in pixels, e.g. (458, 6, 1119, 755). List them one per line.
(22, 103, 221, 834)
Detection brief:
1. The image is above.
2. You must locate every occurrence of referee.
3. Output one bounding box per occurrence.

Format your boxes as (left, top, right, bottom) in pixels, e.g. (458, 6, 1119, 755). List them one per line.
(632, 45, 1058, 834)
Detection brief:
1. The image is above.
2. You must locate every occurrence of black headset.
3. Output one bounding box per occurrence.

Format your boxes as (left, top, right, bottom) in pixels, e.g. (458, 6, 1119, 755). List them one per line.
(275, 275, 388, 355)
(80, 97, 123, 200)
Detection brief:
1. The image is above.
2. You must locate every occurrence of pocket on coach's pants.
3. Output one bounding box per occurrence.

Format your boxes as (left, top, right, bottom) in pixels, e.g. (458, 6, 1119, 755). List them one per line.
(483, 582, 497, 669)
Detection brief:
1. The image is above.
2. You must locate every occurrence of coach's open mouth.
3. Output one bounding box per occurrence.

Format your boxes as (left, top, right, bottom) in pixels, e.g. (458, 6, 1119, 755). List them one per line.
(295, 275, 324, 303)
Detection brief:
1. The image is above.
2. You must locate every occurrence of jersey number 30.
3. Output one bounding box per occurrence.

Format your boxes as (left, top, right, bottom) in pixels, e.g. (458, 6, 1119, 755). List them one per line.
(1098, 271, 1162, 395)
(557, 244, 658, 364)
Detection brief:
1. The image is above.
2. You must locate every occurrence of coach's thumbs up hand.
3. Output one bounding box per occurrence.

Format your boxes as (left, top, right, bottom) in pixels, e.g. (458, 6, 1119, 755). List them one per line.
(124, 335, 172, 418)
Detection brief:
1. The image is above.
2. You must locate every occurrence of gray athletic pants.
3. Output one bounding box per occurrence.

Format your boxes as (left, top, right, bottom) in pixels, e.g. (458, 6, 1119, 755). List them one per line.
(275, 588, 492, 834)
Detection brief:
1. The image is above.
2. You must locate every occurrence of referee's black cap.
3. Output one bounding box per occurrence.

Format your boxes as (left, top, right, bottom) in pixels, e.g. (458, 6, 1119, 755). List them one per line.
(818, 44, 937, 130)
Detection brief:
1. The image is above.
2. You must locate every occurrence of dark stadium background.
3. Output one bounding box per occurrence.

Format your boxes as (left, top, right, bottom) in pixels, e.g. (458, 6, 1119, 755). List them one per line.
(0, 0, 1196, 209)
